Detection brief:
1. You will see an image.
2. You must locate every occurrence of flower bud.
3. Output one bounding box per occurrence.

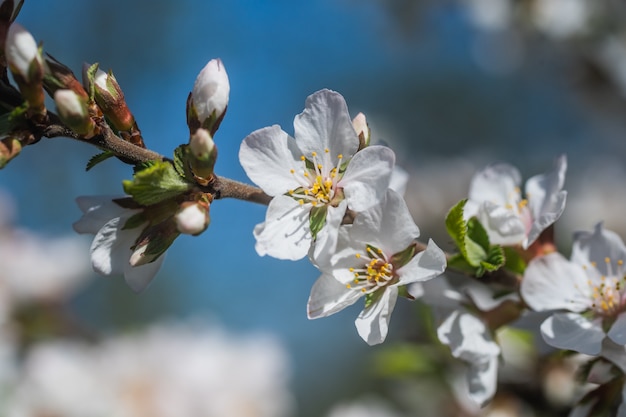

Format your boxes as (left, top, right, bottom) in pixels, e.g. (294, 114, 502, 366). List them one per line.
(54, 89, 96, 138)
(43, 55, 89, 99)
(5, 22, 45, 118)
(352, 112, 370, 149)
(188, 58, 229, 135)
(0, 136, 21, 169)
(189, 128, 218, 179)
(174, 200, 210, 235)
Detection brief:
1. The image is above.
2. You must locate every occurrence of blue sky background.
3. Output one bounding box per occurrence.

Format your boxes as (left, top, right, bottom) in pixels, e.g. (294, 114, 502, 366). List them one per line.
(3, 1, 626, 415)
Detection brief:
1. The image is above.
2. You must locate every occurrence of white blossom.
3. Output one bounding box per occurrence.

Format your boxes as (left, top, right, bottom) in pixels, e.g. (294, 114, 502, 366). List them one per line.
(4, 22, 41, 82)
(465, 155, 567, 249)
(73, 195, 164, 293)
(191, 58, 230, 126)
(239, 89, 395, 261)
(307, 190, 446, 345)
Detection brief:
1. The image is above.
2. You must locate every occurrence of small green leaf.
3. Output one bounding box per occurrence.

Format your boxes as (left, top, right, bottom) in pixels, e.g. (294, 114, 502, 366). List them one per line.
(86, 151, 115, 171)
(389, 243, 417, 269)
(503, 247, 527, 275)
(445, 199, 467, 249)
(447, 254, 477, 275)
(85, 63, 99, 101)
(309, 205, 328, 240)
(122, 160, 190, 206)
(173, 144, 192, 179)
(467, 218, 490, 251)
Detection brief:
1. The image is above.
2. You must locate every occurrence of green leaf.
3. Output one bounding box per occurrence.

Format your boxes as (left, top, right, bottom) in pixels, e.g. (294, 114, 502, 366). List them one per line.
(467, 218, 490, 251)
(309, 205, 328, 240)
(445, 199, 467, 249)
(122, 160, 190, 206)
(503, 247, 527, 275)
(476, 245, 505, 276)
(173, 144, 191, 179)
(85, 151, 115, 171)
(447, 254, 477, 275)
(84, 63, 99, 101)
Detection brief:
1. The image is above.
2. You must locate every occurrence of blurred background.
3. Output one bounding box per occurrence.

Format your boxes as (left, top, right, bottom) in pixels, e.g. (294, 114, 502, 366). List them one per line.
(3, 0, 626, 416)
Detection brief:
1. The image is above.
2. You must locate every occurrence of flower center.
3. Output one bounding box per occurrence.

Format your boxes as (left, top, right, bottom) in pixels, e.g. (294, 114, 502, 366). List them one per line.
(346, 244, 397, 294)
(504, 187, 532, 233)
(580, 257, 626, 317)
(288, 149, 343, 207)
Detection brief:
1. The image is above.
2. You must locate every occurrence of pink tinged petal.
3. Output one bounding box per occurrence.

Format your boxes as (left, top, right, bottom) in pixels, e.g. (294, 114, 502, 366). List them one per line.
(350, 189, 419, 254)
(73, 196, 135, 234)
(293, 89, 359, 161)
(396, 239, 446, 286)
(468, 163, 521, 209)
(309, 201, 348, 263)
(476, 201, 526, 246)
(253, 195, 311, 260)
(355, 286, 398, 345)
(540, 312, 605, 355)
(521, 252, 590, 312)
(608, 312, 626, 345)
(123, 255, 165, 294)
(89, 218, 140, 276)
(524, 155, 567, 249)
(239, 125, 302, 196)
(340, 145, 395, 213)
(307, 273, 362, 319)
(572, 222, 626, 275)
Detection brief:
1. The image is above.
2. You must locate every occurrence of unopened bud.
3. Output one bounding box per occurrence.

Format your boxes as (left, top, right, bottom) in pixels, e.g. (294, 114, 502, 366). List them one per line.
(43, 55, 88, 99)
(129, 222, 178, 267)
(189, 128, 218, 179)
(54, 89, 95, 138)
(188, 58, 229, 134)
(5, 22, 45, 118)
(0, 136, 21, 169)
(174, 201, 210, 235)
(352, 112, 370, 150)
(93, 68, 134, 130)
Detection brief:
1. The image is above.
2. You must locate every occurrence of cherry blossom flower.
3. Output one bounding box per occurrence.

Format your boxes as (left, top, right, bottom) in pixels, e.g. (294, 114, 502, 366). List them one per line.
(307, 190, 446, 345)
(464, 155, 567, 249)
(521, 223, 626, 356)
(239, 89, 395, 261)
(73, 196, 164, 293)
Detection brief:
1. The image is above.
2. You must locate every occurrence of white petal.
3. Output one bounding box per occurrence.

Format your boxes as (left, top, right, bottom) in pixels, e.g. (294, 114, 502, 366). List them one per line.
(89, 218, 140, 276)
(464, 280, 519, 311)
(476, 201, 526, 246)
(540, 313, 605, 355)
(466, 357, 499, 407)
(396, 239, 446, 285)
(123, 254, 165, 293)
(340, 145, 395, 212)
(600, 338, 626, 373)
(521, 252, 590, 312)
(5, 23, 39, 80)
(293, 89, 359, 161)
(389, 165, 409, 196)
(524, 156, 567, 248)
(608, 311, 626, 346)
(437, 310, 500, 363)
(572, 222, 626, 275)
(355, 287, 398, 345)
(239, 125, 302, 196)
(307, 273, 362, 319)
(411, 276, 466, 309)
(350, 189, 419, 254)
(468, 163, 521, 209)
(309, 201, 347, 263)
(253, 195, 311, 260)
(73, 196, 135, 234)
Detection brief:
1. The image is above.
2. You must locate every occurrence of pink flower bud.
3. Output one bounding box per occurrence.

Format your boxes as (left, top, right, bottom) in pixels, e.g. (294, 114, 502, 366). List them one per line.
(174, 201, 210, 235)
(190, 58, 229, 132)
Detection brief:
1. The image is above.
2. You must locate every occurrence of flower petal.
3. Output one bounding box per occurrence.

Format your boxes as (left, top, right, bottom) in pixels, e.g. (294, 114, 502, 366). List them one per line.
(437, 309, 500, 364)
(253, 195, 311, 260)
(309, 200, 348, 263)
(468, 163, 521, 211)
(608, 311, 626, 346)
(307, 273, 362, 319)
(239, 125, 302, 196)
(524, 155, 567, 248)
(123, 254, 165, 294)
(350, 189, 419, 254)
(396, 239, 446, 286)
(89, 217, 140, 276)
(521, 252, 590, 312)
(600, 338, 626, 373)
(572, 222, 626, 275)
(540, 312, 605, 355)
(293, 89, 359, 162)
(466, 357, 499, 408)
(476, 201, 526, 246)
(355, 287, 398, 345)
(73, 196, 135, 234)
(340, 145, 395, 213)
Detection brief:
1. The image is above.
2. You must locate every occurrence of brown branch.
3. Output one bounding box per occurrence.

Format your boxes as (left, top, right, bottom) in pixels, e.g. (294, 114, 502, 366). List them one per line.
(212, 176, 272, 205)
